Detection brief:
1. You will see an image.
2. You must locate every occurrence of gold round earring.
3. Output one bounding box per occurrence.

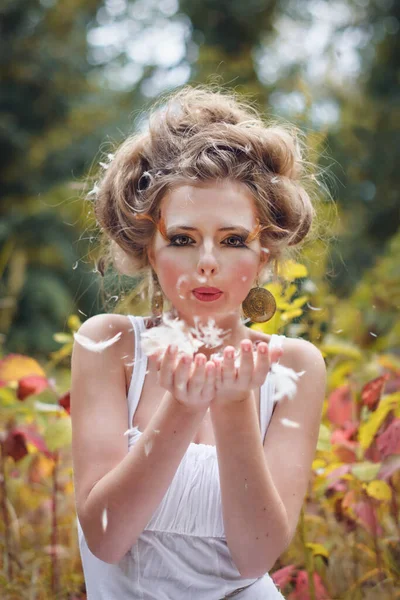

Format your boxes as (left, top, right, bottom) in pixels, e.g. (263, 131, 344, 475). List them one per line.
(151, 271, 164, 317)
(242, 277, 276, 323)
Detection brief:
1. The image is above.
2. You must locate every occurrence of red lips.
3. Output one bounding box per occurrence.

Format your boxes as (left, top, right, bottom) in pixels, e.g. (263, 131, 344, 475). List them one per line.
(192, 287, 222, 294)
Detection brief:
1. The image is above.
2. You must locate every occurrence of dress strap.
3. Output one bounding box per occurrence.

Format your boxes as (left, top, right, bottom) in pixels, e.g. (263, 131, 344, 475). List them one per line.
(126, 316, 148, 429)
(260, 334, 285, 443)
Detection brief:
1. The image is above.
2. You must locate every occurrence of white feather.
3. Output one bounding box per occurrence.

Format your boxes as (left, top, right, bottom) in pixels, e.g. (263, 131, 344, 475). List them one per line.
(270, 362, 305, 402)
(73, 331, 122, 352)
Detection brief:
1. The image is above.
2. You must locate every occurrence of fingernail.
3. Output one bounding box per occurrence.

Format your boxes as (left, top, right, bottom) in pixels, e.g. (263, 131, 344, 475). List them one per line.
(226, 351, 234, 359)
(260, 345, 267, 354)
(169, 345, 177, 355)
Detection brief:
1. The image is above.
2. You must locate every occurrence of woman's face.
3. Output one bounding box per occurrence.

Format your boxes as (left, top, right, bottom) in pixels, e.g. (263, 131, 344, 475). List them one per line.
(147, 179, 269, 323)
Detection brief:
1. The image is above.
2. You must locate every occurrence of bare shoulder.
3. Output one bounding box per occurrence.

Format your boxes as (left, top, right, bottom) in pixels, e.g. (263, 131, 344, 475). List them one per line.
(250, 329, 325, 372)
(277, 336, 326, 372)
(75, 312, 133, 340)
(73, 313, 135, 391)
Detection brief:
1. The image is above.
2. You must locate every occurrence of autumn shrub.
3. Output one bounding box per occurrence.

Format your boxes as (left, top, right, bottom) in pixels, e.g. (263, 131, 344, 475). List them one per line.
(0, 258, 399, 599)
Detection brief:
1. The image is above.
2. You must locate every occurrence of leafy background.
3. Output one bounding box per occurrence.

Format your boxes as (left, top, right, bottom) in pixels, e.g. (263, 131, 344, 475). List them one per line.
(0, 0, 399, 598)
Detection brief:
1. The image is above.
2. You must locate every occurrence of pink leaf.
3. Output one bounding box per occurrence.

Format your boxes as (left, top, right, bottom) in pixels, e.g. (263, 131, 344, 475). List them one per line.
(353, 500, 383, 536)
(376, 418, 400, 459)
(271, 564, 296, 590)
(327, 385, 354, 426)
(290, 570, 330, 600)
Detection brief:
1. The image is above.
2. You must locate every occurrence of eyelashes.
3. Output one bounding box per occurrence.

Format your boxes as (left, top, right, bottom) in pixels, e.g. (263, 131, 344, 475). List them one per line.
(167, 234, 248, 248)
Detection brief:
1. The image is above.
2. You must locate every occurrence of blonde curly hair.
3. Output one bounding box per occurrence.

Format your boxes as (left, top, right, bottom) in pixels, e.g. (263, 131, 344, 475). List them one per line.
(89, 85, 323, 309)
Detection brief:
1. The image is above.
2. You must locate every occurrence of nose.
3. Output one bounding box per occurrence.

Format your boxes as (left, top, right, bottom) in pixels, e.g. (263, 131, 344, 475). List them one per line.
(196, 244, 219, 277)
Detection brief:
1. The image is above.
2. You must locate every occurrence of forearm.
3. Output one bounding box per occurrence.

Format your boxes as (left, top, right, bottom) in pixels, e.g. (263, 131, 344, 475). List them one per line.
(82, 392, 207, 564)
(210, 395, 290, 578)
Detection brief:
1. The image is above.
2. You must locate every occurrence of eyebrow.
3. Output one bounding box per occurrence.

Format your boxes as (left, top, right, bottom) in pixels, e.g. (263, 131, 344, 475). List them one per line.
(166, 225, 251, 235)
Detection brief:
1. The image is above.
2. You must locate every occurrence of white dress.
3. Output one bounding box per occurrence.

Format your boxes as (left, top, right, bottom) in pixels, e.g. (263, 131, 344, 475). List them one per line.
(76, 315, 286, 599)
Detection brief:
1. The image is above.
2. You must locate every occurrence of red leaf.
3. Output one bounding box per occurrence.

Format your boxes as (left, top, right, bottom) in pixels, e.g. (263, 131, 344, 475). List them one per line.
(327, 385, 354, 426)
(13, 424, 52, 458)
(361, 374, 390, 410)
(271, 564, 296, 590)
(290, 570, 330, 600)
(376, 418, 400, 459)
(58, 390, 71, 414)
(17, 375, 49, 400)
(354, 500, 382, 536)
(3, 431, 28, 462)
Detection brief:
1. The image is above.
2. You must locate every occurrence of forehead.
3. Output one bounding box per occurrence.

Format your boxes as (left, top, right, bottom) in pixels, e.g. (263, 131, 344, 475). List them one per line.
(161, 180, 257, 226)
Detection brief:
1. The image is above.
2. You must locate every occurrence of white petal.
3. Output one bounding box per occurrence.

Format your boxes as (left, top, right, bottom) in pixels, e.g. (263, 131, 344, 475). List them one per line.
(73, 331, 122, 352)
(144, 440, 153, 456)
(101, 508, 108, 532)
(280, 418, 300, 428)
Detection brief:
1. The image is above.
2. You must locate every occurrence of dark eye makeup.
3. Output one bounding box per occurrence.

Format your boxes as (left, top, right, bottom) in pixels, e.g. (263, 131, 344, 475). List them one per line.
(167, 234, 248, 248)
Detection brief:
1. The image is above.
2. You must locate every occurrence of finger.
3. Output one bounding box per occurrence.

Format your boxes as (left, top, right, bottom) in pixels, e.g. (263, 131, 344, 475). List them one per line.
(212, 356, 223, 391)
(158, 345, 178, 389)
(187, 353, 206, 394)
(173, 353, 192, 394)
(202, 361, 216, 399)
(237, 339, 254, 384)
(147, 349, 164, 374)
(252, 342, 270, 386)
(222, 346, 236, 382)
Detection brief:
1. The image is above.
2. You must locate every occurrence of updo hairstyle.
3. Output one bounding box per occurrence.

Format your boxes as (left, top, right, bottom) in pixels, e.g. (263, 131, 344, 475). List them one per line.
(90, 85, 320, 306)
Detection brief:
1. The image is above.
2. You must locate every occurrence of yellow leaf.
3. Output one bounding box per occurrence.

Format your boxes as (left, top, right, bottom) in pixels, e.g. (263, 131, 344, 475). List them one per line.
(0, 387, 17, 407)
(44, 417, 72, 451)
(53, 333, 73, 344)
(312, 459, 326, 471)
(290, 296, 309, 309)
(358, 393, 400, 450)
(365, 480, 392, 501)
(64, 480, 75, 495)
(328, 361, 358, 390)
(67, 314, 82, 332)
(0, 355, 45, 382)
(306, 543, 329, 559)
(320, 341, 362, 360)
(278, 260, 308, 280)
(281, 308, 303, 321)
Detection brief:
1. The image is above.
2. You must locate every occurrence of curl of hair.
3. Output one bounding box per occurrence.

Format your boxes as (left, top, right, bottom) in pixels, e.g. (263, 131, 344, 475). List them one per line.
(92, 85, 323, 291)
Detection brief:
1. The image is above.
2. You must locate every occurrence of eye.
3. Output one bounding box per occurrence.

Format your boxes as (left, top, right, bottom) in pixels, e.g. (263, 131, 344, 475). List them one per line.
(223, 235, 247, 247)
(168, 234, 194, 247)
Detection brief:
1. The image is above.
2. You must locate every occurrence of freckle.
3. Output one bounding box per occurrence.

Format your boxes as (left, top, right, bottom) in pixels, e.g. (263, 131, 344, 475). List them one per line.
(265, 533, 269, 537)
(174, 430, 177, 434)
(263, 507, 266, 511)
(256, 537, 259, 540)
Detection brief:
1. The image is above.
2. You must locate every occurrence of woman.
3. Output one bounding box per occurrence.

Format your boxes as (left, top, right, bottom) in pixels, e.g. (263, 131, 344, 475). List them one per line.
(70, 85, 327, 599)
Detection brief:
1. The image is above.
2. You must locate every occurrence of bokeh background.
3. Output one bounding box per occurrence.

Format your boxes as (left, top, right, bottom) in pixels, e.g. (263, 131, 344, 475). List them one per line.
(0, 1, 399, 598)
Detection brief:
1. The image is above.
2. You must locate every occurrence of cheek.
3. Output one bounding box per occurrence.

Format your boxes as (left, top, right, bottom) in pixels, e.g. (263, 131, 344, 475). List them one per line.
(156, 254, 188, 293)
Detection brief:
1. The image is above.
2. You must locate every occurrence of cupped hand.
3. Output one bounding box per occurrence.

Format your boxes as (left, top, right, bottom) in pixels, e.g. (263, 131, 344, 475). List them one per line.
(147, 345, 216, 413)
(210, 339, 283, 407)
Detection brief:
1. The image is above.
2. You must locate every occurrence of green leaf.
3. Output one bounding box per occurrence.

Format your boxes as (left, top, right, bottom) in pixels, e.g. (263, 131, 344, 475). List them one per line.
(317, 423, 331, 452)
(352, 461, 381, 482)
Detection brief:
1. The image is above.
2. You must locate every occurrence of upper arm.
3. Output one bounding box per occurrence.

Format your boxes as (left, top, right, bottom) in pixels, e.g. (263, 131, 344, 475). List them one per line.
(70, 313, 134, 527)
(263, 338, 327, 541)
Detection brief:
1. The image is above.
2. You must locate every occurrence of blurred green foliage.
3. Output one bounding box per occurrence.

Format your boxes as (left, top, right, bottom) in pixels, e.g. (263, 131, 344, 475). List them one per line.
(0, 0, 399, 355)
